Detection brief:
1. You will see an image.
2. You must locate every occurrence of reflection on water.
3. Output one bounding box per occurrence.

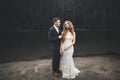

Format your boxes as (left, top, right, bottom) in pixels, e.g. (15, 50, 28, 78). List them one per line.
(0, 29, 120, 62)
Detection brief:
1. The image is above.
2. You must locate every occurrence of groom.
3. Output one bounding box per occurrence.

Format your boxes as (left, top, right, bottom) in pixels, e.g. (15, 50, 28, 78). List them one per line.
(48, 17, 62, 77)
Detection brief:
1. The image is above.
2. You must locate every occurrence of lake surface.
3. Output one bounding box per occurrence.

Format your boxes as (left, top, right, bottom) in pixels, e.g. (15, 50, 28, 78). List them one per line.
(0, 29, 120, 62)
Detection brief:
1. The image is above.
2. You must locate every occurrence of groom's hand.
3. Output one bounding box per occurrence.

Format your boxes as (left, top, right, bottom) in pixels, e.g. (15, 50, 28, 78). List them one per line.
(58, 35, 62, 39)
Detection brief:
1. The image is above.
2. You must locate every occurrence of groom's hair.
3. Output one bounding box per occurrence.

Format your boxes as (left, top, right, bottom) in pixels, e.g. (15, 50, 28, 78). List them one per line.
(53, 17, 60, 23)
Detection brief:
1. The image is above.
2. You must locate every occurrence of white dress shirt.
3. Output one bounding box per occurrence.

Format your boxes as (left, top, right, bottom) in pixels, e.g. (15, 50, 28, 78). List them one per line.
(53, 25, 59, 34)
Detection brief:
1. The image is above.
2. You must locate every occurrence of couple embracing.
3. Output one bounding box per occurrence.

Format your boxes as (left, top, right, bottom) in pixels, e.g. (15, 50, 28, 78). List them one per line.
(48, 17, 80, 79)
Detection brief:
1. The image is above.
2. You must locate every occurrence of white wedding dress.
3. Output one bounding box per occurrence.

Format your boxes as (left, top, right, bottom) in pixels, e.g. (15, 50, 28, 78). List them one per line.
(59, 31, 80, 79)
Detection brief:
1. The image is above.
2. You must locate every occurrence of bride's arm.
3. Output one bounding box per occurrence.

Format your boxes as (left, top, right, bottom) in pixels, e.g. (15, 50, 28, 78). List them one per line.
(60, 32, 63, 55)
(64, 32, 76, 50)
(60, 41, 63, 54)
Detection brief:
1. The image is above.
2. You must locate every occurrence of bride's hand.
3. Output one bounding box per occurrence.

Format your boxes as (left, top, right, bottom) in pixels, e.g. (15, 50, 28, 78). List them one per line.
(64, 47, 69, 51)
(60, 49, 63, 55)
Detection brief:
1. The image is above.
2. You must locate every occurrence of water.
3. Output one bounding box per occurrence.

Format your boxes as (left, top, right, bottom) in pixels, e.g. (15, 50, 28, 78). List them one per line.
(0, 29, 120, 62)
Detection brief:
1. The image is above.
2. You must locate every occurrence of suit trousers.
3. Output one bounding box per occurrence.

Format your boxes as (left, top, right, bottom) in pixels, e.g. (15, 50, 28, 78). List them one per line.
(52, 50, 60, 73)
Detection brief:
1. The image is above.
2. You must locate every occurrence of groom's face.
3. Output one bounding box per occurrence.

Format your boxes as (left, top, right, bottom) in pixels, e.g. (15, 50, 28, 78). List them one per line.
(54, 20, 61, 27)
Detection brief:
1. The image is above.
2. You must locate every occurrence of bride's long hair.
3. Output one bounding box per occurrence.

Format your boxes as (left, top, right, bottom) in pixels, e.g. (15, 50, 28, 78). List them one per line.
(61, 20, 75, 42)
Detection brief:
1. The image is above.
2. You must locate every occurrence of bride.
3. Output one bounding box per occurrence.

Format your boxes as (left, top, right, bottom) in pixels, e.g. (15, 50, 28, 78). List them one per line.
(59, 20, 80, 79)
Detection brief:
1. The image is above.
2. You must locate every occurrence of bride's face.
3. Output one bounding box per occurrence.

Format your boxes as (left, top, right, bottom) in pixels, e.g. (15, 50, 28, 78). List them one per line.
(64, 22, 70, 29)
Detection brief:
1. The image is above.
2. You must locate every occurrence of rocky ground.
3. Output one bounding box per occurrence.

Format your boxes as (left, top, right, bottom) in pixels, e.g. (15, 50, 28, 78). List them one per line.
(0, 54, 120, 80)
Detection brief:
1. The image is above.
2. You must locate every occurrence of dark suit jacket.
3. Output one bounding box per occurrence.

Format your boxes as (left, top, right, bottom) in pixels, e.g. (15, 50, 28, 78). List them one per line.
(48, 26, 61, 52)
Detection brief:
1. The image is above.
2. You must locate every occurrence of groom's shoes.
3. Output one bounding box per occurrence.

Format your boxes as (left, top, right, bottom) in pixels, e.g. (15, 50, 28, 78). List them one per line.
(58, 70, 62, 74)
(58, 71, 62, 76)
(53, 72, 59, 77)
